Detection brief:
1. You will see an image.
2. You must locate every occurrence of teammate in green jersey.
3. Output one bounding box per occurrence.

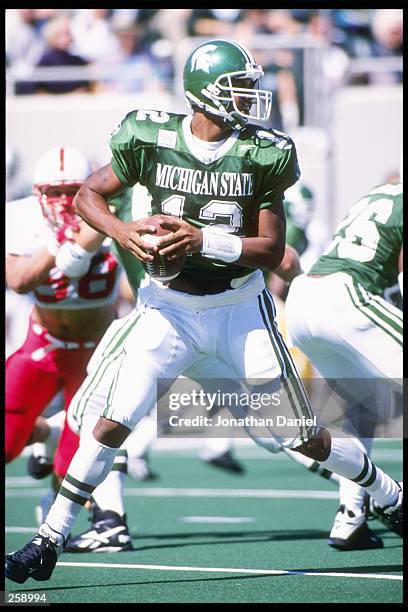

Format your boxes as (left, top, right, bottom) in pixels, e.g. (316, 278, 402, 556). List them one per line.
(309, 183, 402, 295)
(285, 182, 403, 550)
(6, 40, 402, 584)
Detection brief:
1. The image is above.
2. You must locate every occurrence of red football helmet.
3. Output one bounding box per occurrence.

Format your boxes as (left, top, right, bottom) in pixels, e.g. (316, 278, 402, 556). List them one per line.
(33, 147, 91, 243)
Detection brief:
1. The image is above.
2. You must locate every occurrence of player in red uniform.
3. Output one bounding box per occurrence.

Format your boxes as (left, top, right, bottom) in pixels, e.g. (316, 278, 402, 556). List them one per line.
(5, 147, 121, 487)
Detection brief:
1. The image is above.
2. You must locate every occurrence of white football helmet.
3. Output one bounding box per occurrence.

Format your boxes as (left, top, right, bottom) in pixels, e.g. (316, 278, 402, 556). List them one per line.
(33, 147, 91, 241)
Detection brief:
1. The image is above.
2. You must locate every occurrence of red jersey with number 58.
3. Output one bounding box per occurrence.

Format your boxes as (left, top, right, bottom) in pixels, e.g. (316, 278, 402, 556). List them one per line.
(6, 195, 121, 309)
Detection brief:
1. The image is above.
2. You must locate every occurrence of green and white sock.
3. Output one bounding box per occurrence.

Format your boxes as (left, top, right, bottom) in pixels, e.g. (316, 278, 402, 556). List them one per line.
(44, 435, 119, 539)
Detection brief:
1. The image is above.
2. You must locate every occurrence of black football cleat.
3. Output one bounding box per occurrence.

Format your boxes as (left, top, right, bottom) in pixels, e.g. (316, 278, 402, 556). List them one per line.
(27, 451, 53, 480)
(370, 481, 403, 537)
(64, 503, 133, 552)
(5, 524, 65, 584)
(201, 450, 245, 474)
(127, 455, 158, 482)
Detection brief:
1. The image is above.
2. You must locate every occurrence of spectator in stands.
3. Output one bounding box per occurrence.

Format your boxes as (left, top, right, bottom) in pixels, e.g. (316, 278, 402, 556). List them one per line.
(328, 9, 402, 85)
(305, 11, 351, 89)
(6, 9, 47, 94)
(330, 9, 374, 59)
(6, 9, 45, 67)
(109, 9, 161, 50)
(148, 9, 191, 46)
(187, 9, 244, 37)
(99, 17, 162, 93)
(70, 9, 119, 64)
(34, 15, 92, 94)
(371, 9, 403, 65)
(234, 9, 301, 131)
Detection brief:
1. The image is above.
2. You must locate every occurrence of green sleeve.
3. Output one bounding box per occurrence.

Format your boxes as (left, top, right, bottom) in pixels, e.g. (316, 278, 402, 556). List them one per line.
(259, 144, 300, 210)
(109, 112, 141, 187)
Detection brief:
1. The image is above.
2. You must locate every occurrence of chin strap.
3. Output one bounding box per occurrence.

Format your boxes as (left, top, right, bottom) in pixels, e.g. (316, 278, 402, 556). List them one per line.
(188, 89, 248, 132)
(204, 90, 248, 131)
(223, 111, 247, 132)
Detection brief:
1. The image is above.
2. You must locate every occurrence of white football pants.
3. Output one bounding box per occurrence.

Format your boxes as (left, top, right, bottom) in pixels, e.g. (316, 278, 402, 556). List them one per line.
(68, 271, 316, 450)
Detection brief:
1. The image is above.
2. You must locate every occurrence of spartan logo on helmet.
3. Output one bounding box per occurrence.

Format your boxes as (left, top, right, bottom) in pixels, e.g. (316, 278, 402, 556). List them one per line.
(190, 44, 218, 73)
(183, 39, 272, 131)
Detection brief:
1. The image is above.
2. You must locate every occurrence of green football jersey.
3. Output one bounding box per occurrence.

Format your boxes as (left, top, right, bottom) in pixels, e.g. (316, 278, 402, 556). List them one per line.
(109, 109, 300, 282)
(107, 189, 145, 292)
(309, 183, 402, 295)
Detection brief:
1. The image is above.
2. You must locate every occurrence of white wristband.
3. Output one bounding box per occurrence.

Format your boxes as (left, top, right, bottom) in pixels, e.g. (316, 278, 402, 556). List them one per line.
(55, 241, 97, 278)
(201, 226, 242, 263)
(398, 271, 403, 296)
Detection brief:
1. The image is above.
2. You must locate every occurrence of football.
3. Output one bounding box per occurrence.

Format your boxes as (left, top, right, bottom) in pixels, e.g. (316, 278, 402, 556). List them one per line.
(140, 215, 186, 282)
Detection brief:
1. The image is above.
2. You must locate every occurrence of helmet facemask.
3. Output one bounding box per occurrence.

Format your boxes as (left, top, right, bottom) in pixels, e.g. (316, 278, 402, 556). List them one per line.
(33, 146, 90, 243)
(34, 182, 82, 243)
(186, 65, 272, 131)
(210, 70, 271, 122)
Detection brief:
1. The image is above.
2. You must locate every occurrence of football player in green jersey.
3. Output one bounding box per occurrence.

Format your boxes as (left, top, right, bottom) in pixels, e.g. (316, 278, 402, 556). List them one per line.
(6, 40, 402, 584)
(285, 182, 403, 550)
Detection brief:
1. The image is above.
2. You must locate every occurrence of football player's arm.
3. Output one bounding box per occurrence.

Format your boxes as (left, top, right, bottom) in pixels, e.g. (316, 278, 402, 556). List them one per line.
(274, 243, 302, 283)
(267, 244, 302, 301)
(75, 222, 106, 252)
(54, 223, 106, 279)
(6, 250, 55, 294)
(73, 163, 158, 263)
(239, 202, 286, 271)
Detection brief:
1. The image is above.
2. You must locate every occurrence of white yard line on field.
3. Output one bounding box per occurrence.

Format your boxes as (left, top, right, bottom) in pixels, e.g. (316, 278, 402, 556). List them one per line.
(181, 516, 254, 523)
(56, 561, 403, 581)
(5, 527, 38, 533)
(6, 487, 339, 499)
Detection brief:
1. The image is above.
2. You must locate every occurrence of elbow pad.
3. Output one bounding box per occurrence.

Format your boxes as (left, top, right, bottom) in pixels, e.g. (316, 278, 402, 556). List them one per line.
(55, 241, 97, 278)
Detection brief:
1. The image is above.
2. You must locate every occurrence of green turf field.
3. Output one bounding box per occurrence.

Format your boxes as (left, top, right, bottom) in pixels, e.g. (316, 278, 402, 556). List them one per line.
(5, 440, 403, 603)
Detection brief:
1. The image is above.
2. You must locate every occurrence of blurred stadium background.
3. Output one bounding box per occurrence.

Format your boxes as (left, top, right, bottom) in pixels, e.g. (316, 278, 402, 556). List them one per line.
(5, 9, 403, 603)
(6, 9, 402, 233)
(5, 6, 403, 361)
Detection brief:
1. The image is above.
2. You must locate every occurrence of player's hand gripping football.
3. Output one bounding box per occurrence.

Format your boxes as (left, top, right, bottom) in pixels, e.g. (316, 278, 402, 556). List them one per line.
(112, 217, 161, 263)
(154, 216, 203, 260)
